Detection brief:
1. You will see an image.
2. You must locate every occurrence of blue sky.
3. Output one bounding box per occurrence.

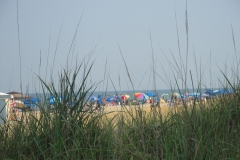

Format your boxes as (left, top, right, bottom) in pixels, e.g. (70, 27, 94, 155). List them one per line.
(0, 1, 240, 93)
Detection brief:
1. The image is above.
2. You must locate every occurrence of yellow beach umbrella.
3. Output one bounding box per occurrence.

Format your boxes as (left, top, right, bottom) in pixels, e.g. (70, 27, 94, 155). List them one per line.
(121, 94, 130, 99)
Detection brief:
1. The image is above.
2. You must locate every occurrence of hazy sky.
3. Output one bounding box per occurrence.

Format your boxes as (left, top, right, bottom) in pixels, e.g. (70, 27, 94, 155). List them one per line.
(0, 1, 240, 93)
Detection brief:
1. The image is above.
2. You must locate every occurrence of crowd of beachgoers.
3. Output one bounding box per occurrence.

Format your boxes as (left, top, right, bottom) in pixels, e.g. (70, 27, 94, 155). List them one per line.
(79, 88, 235, 112)
(0, 89, 234, 122)
(3, 88, 234, 117)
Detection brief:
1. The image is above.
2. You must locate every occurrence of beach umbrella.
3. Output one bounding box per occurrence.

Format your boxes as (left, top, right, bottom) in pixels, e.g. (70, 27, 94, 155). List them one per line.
(170, 92, 180, 97)
(205, 89, 214, 95)
(144, 92, 156, 97)
(213, 90, 220, 95)
(189, 92, 200, 97)
(202, 93, 210, 97)
(121, 94, 130, 99)
(47, 96, 63, 105)
(23, 97, 39, 108)
(48, 96, 56, 105)
(106, 95, 119, 102)
(88, 96, 98, 101)
(217, 89, 232, 95)
(226, 89, 234, 94)
(135, 93, 149, 100)
(161, 93, 169, 99)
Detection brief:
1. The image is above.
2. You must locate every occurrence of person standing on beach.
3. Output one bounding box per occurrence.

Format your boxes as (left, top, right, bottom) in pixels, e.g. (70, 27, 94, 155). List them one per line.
(97, 94, 102, 112)
(121, 95, 127, 105)
(149, 97, 153, 104)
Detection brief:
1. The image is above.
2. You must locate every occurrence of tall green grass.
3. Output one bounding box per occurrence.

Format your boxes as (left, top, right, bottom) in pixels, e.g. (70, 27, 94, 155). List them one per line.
(1, 60, 240, 159)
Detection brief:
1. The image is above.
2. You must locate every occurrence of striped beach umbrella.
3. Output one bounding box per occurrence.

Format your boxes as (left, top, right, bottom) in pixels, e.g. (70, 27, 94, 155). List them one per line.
(135, 93, 149, 100)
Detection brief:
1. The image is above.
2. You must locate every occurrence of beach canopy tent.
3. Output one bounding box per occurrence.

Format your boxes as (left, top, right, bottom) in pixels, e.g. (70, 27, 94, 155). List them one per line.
(0, 92, 13, 124)
(7, 91, 32, 100)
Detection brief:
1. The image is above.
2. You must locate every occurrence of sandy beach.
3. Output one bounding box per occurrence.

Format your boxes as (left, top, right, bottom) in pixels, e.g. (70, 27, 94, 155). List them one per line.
(103, 103, 169, 113)
(98, 102, 176, 121)
(12, 102, 175, 122)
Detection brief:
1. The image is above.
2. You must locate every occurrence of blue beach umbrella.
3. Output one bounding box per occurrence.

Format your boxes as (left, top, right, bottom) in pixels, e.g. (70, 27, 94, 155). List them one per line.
(215, 89, 233, 95)
(47, 96, 63, 105)
(23, 97, 40, 108)
(205, 89, 214, 95)
(47, 96, 55, 105)
(88, 96, 98, 101)
(226, 89, 234, 94)
(189, 92, 201, 97)
(213, 90, 220, 95)
(144, 92, 156, 97)
(202, 93, 210, 97)
(106, 95, 119, 102)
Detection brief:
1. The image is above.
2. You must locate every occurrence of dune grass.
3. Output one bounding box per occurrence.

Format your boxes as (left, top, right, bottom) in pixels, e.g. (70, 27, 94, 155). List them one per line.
(0, 59, 240, 160)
